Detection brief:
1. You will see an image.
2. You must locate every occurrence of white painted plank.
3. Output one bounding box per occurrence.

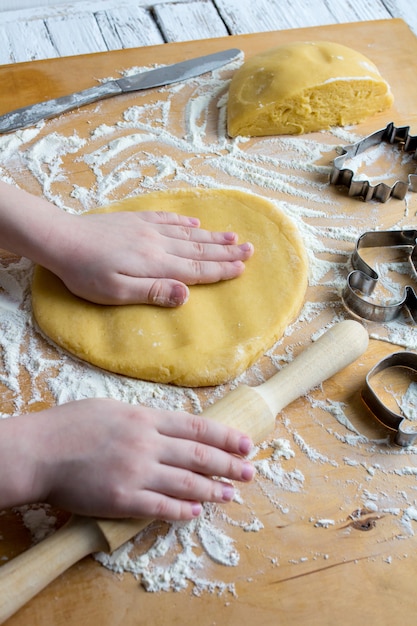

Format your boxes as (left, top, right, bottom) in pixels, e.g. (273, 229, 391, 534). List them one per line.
(0, 0, 184, 23)
(154, 0, 229, 42)
(269, 0, 391, 30)
(214, 0, 336, 34)
(383, 0, 417, 35)
(1, 0, 84, 8)
(214, 0, 394, 35)
(46, 13, 109, 57)
(95, 6, 164, 49)
(2, 19, 58, 63)
(0, 24, 14, 64)
(324, 0, 391, 24)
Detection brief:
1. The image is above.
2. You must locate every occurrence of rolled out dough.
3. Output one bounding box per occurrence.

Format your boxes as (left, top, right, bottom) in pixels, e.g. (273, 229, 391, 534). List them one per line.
(32, 189, 308, 387)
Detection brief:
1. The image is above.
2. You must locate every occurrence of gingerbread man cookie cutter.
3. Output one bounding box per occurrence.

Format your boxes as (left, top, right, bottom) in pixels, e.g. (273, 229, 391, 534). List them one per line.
(342, 229, 417, 323)
(329, 122, 417, 202)
(362, 352, 417, 446)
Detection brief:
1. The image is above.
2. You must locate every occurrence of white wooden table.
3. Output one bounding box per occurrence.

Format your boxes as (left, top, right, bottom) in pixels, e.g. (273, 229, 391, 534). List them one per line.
(0, 0, 415, 66)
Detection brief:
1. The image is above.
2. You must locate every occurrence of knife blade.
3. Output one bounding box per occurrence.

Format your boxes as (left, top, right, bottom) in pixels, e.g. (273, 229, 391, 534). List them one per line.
(0, 48, 241, 134)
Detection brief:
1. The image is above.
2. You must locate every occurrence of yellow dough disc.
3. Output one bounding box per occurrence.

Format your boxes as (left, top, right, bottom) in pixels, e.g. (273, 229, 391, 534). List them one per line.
(227, 41, 393, 137)
(32, 189, 308, 387)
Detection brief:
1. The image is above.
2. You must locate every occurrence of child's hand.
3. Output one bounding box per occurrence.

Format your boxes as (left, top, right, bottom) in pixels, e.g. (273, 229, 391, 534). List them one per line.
(4, 399, 254, 520)
(49, 211, 254, 306)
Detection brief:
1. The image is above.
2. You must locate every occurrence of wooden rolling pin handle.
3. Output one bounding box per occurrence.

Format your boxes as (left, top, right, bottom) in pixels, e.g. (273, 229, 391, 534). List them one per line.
(0, 516, 108, 624)
(259, 319, 369, 418)
(204, 320, 369, 444)
(0, 515, 151, 624)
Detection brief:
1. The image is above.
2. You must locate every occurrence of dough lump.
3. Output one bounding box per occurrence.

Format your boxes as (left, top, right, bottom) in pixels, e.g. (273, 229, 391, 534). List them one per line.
(227, 41, 393, 137)
(32, 189, 308, 387)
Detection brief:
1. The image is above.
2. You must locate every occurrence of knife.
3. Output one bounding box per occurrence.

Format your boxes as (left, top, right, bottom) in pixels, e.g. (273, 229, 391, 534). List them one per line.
(0, 48, 241, 134)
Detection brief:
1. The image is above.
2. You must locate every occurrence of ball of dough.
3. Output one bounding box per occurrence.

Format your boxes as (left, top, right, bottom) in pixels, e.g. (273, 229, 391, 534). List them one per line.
(31, 189, 308, 387)
(227, 41, 393, 137)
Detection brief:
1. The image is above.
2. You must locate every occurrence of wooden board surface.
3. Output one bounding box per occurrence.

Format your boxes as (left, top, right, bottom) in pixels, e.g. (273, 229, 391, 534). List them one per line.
(1, 18, 417, 625)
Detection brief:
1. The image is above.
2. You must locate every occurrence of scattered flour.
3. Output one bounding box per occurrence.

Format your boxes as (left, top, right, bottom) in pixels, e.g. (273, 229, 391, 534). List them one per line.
(15, 504, 57, 544)
(95, 506, 242, 594)
(400, 506, 417, 535)
(270, 437, 295, 460)
(254, 459, 305, 492)
(313, 519, 335, 528)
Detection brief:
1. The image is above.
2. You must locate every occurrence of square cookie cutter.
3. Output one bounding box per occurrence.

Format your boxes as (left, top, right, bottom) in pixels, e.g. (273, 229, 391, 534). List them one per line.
(329, 122, 417, 202)
(342, 229, 417, 323)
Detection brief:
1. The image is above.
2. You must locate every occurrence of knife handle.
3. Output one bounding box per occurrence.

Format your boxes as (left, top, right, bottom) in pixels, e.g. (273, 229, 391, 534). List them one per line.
(0, 82, 122, 133)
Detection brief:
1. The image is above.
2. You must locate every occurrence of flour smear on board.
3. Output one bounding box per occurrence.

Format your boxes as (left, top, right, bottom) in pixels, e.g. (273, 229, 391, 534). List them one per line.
(1, 59, 417, 594)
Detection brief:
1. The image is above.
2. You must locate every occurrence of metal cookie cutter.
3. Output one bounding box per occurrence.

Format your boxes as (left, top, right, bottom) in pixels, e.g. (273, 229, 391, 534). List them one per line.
(362, 352, 417, 446)
(342, 229, 417, 323)
(329, 122, 417, 202)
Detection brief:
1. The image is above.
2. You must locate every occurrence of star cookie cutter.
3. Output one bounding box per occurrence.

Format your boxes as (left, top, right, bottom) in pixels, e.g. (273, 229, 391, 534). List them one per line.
(362, 352, 417, 446)
(329, 122, 417, 202)
(342, 229, 417, 323)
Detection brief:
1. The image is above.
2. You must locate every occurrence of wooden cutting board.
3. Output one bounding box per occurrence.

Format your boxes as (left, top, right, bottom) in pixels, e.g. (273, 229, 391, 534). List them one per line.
(1, 18, 417, 625)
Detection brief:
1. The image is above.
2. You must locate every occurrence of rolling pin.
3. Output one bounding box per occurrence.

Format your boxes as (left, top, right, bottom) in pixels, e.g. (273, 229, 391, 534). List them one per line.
(0, 319, 368, 623)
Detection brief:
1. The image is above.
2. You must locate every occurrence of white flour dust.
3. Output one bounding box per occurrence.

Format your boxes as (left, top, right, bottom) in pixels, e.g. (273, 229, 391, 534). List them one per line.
(1, 55, 417, 594)
(95, 506, 242, 595)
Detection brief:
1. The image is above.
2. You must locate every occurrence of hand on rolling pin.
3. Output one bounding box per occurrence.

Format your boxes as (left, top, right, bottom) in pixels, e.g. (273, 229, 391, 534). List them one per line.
(0, 399, 254, 520)
(0, 320, 369, 625)
(0, 181, 254, 307)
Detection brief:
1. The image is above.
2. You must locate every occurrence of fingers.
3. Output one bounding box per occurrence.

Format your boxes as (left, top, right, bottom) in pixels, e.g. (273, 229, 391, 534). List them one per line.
(114, 241, 252, 303)
(156, 411, 253, 457)
(158, 437, 254, 483)
(137, 210, 252, 252)
(139, 469, 238, 510)
(119, 460, 254, 521)
(158, 223, 241, 246)
(114, 454, 254, 522)
(90, 259, 247, 306)
(88, 277, 189, 306)
(168, 239, 254, 265)
(127, 477, 235, 521)
(166, 255, 249, 285)
(138, 211, 201, 228)
(58, 211, 254, 306)
(120, 268, 243, 306)
(146, 279, 190, 307)
(126, 491, 204, 521)
(143, 412, 255, 521)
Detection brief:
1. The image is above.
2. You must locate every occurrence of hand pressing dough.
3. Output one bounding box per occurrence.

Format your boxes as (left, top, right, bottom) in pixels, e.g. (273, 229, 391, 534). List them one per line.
(227, 41, 393, 137)
(32, 189, 308, 387)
